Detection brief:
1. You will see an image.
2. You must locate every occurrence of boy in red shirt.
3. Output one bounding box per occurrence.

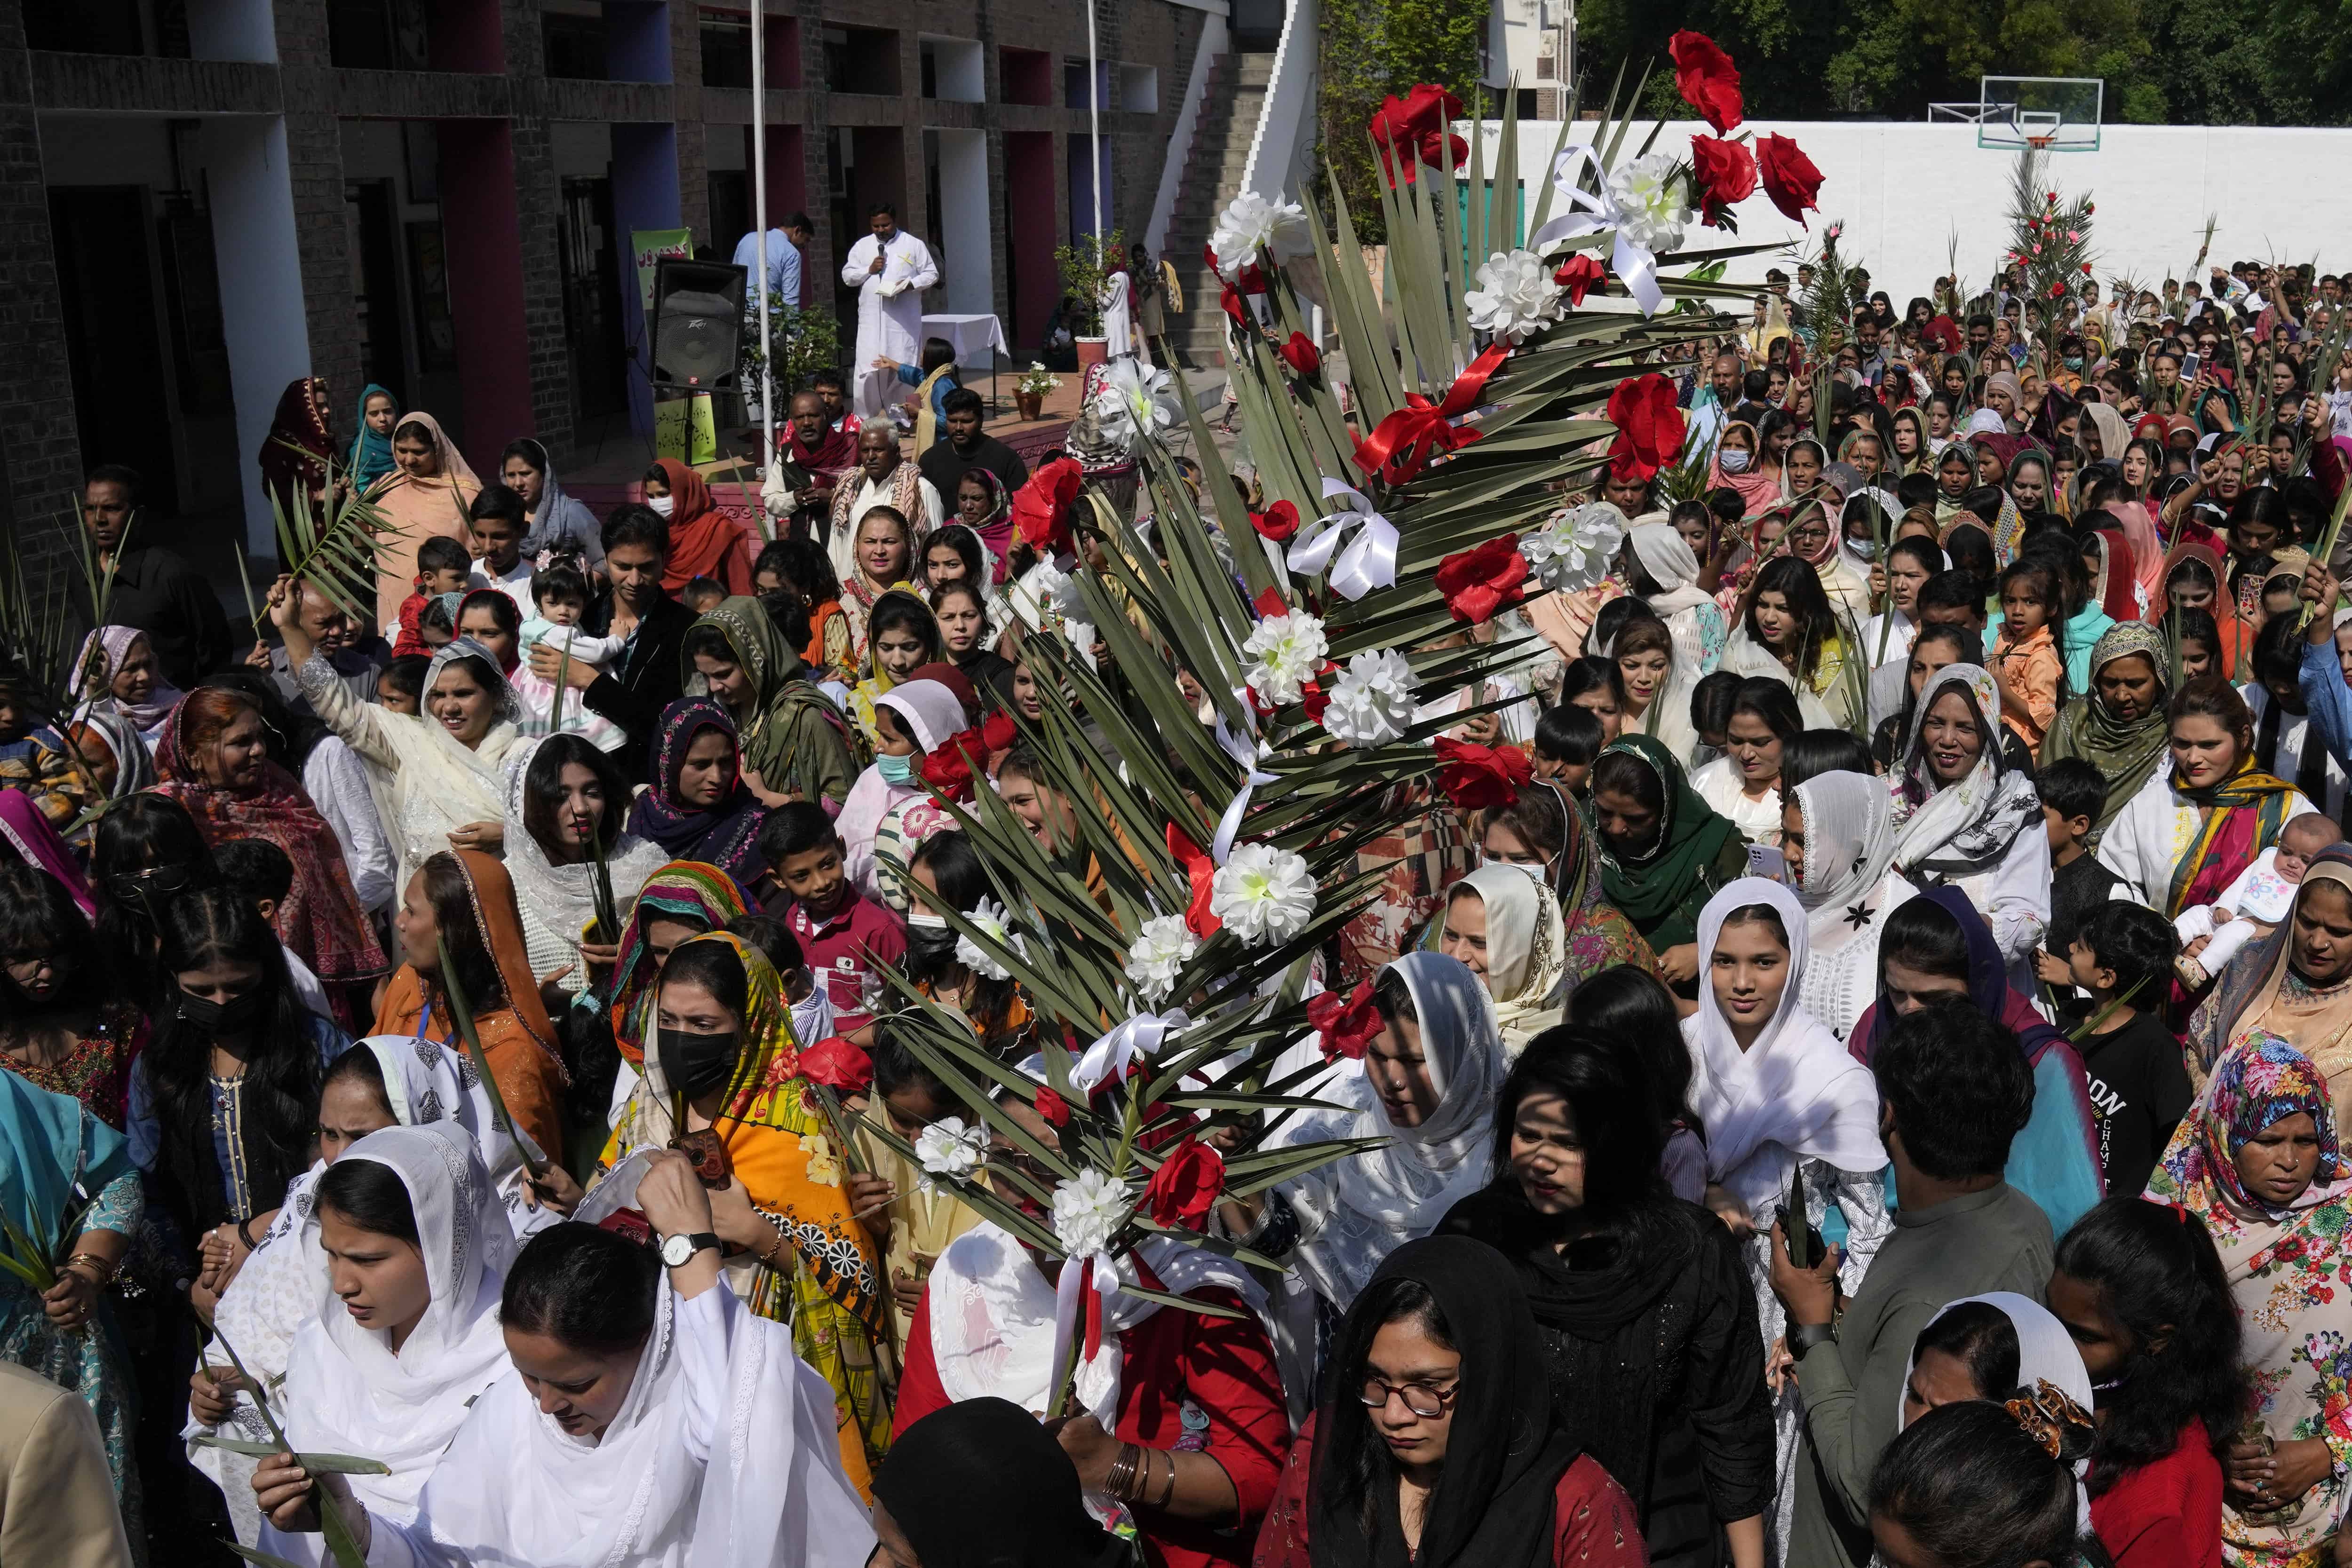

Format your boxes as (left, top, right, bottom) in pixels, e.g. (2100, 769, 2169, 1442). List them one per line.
(760, 802, 904, 1044)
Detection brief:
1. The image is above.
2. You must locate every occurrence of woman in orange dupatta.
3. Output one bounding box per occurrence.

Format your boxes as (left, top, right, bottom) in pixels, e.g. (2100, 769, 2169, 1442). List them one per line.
(644, 458, 758, 597)
(372, 848, 569, 1170)
(596, 930, 892, 1494)
(2145, 540, 2247, 681)
(367, 411, 481, 633)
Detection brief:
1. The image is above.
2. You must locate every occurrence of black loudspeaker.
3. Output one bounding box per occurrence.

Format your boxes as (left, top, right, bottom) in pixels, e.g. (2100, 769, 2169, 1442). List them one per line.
(651, 259, 749, 389)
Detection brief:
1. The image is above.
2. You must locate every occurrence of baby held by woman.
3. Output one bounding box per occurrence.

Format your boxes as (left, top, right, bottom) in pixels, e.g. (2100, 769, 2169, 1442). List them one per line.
(2176, 813, 2344, 986)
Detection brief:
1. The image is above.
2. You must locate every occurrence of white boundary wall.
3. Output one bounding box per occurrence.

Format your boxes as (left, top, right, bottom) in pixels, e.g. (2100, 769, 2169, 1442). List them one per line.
(1473, 118, 2352, 300)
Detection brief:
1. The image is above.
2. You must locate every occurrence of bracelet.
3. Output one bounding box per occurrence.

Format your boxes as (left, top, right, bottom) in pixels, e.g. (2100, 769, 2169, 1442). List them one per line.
(1104, 1442, 1141, 1501)
(64, 1253, 113, 1286)
(754, 1207, 790, 1268)
(1153, 1448, 1178, 1510)
(238, 1216, 261, 1251)
(1788, 1320, 1837, 1357)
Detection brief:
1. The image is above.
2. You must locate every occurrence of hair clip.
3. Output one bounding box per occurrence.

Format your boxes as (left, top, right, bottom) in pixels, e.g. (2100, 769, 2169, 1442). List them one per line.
(2002, 1378, 2094, 1461)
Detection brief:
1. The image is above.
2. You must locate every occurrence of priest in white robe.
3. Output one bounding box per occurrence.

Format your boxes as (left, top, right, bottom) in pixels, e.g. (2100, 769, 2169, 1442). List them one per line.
(841, 205, 940, 418)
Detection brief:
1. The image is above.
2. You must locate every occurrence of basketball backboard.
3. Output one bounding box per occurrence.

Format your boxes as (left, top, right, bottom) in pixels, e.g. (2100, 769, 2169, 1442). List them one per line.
(1975, 76, 2103, 152)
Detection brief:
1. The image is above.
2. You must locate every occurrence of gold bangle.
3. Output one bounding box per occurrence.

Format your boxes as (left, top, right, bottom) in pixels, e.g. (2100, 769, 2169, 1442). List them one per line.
(64, 1253, 112, 1286)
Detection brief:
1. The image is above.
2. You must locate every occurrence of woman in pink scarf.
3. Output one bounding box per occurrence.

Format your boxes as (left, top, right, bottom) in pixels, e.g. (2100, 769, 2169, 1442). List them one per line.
(1707, 418, 1781, 517)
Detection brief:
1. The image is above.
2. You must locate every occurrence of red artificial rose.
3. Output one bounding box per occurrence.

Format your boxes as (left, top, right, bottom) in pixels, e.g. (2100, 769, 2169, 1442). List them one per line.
(1432, 736, 1532, 811)
(920, 741, 976, 803)
(1307, 981, 1380, 1062)
(982, 710, 1018, 755)
(1605, 373, 1686, 481)
(1235, 261, 1270, 296)
(1434, 535, 1527, 625)
(1669, 31, 1743, 135)
(1033, 1086, 1072, 1128)
(1279, 332, 1321, 377)
(1755, 134, 1823, 227)
(1251, 499, 1301, 543)
(1141, 1136, 1225, 1228)
(1689, 135, 1757, 228)
(1368, 82, 1467, 186)
(1013, 457, 1082, 557)
(798, 1037, 873, 1094)
(1553, 252, 1607, 306)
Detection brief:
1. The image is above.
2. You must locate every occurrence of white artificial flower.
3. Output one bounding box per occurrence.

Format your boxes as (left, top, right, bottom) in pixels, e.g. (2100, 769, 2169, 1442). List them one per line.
(1052, 1168, 1132, 1258)
(1606, 151, 1693, 255)
(1091, 359, 1183, 451)
(1522, 503, 1627, 593)
(1208, 190, 1311, 277)
(913, 1117, 988, 1196)
(1323, 649, 1419, 746)
(1210, 843, 1318, 946)
(1463, 249, 1565, 344)
(1124, 914, 1200, 1005)
(955, 897, 1022, 982)
(1241, 610, 1329, 707)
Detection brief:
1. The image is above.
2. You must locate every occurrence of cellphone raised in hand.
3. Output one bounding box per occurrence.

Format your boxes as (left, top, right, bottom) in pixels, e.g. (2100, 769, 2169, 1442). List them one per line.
(1776, 1165, 1827, 1271)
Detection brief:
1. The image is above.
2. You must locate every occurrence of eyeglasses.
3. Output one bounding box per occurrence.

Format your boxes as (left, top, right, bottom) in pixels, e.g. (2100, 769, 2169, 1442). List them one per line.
(1359, 1377, 1458, 1419)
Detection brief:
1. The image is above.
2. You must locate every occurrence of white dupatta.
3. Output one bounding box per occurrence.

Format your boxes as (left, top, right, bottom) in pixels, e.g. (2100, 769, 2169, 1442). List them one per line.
(1681, 879, 1885, 1218)
(501, 737, 669, 998)
(393, 1274, 874, 1568)
(262, 1124, 516, 1561)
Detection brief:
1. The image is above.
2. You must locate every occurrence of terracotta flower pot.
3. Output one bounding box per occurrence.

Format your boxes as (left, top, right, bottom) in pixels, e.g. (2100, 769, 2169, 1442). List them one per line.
(1015, 389, 1045, 422)
(1076, 335, 1108, 375)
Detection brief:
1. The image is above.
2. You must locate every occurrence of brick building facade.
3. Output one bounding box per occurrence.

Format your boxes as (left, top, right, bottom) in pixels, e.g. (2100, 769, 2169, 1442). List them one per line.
(0, 0, 1201, 561)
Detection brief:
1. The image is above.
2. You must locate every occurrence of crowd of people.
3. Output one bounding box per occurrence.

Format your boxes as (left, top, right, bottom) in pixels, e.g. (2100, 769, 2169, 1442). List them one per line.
(11, 213, 2352, 1568)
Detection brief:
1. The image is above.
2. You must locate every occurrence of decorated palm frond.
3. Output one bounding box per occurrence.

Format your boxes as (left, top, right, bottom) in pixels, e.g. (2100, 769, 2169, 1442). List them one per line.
(847, 30, 1813, 1414)
(270, 447, 392, 625)
(2003, 146, 2096, 376)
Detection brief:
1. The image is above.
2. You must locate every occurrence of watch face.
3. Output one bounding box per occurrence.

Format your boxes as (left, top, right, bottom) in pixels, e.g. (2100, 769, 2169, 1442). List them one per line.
(661, 1234, 691, 1267)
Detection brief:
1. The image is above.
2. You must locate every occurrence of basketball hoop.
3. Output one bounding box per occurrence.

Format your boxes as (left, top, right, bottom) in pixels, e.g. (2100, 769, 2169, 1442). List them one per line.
(2026, 133, 2057, 150)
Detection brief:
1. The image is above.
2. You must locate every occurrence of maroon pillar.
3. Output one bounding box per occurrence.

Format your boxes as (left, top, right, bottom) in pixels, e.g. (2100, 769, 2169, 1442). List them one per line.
(1005, 130, 1055, 349)
(437, 119, 534, 469)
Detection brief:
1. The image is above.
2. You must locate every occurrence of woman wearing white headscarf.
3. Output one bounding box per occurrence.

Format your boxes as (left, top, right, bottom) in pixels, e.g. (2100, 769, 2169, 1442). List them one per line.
(1888, 663, 2051, 992)
(1628, 520, 1727, 677)
(365, 1160, 874, 1568)
(1894, 1292, 2098, 1536)
(250, 1122, 516, 1565)
(1274, 951, 1508, 1313)
(1786, 770, 1919, 1042)
(1680, 878, 1890, 1560)
(280, 586, 533, 891)
(190, 1038, 554, 1546)
(837, 676, 970, 910)
(1432, 864, 1567, 1057)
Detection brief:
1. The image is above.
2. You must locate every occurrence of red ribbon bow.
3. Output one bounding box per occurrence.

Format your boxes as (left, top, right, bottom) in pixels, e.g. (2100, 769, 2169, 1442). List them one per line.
(1168, 823, 1223, 939)
(1307, 981, 1381, 1062)
(1351, 343, 1509, 486)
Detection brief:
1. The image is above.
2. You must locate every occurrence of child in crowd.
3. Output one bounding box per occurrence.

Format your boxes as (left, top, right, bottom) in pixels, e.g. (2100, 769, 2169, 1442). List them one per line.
(392, 536, 473, 656)
(724, 910, 834, 1050)
(507, 566, 626, 752)
(2176, 811, 2343, 985)
(1686, 669, 1743, 771)
(377, 654, 426, 717)
(1992, 557, 2064, 749)
(2034, 756, 2122, 1021)
(683, 577, 728, 614)
(2066, 902, 2193, 1195)
(759, 802, 905, 1045)
(213, 838, 337, 1022)
(1533, 702, 1605, 797)
(467, 486, 533, 615)
(0, 671, 85, 829)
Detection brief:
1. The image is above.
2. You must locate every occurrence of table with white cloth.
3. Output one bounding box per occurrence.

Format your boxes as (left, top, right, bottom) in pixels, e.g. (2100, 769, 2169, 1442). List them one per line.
(922, 313, 1012, 410)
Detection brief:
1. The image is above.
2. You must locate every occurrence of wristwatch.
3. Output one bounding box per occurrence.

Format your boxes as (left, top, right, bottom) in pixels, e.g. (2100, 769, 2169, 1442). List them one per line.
(659, 1231, 722, 1268)
(1787, 1320, 1837, 1357)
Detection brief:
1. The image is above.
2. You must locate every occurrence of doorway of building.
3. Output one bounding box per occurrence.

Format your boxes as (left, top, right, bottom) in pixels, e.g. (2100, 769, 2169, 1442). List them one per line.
(50, 185, 180, 512)
(559, 175, 628, 426)
(346, 177, 411, 408)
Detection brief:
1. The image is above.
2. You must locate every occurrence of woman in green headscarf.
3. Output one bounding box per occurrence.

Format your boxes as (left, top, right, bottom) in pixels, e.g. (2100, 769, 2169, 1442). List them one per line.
(1588, 733, 1749, 994)
(680, 595, 857, 808)
(347, 383, 399, 492)
(2037, 621, 2171, 850)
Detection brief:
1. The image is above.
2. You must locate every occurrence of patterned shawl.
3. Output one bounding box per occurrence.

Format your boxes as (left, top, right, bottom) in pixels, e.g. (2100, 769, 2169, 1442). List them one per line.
(2037, 623, 2170, 849)
(683, 595, 847, 796)
(622, 698, 769, 886)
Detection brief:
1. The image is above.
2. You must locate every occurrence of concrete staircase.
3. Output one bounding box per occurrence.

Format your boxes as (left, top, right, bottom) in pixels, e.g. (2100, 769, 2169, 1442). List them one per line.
(1161, 52, 1272, 367)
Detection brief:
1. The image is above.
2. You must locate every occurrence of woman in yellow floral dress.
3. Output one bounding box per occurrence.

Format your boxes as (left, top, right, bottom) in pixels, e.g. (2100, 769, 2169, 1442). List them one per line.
(596, 930, 892, 1493)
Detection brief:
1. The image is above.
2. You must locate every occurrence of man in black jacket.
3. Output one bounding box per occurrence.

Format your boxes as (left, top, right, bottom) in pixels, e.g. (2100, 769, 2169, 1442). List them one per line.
(916, 387, 1030, 504)
(75, 464, 230, 690)
(523, 503, 694, 779)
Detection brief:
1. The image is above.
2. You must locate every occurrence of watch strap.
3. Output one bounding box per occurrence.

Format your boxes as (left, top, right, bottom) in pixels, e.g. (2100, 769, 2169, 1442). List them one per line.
(1788, 1320, 1837, 1357)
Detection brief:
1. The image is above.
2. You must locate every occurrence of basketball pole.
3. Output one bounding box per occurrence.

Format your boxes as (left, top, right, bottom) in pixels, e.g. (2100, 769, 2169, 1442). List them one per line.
(751, 0, 775, 462)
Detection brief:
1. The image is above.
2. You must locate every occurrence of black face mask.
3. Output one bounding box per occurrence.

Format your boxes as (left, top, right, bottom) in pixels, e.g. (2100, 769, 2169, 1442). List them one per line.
(178, 987, 264, 1035)
(660, 1028, 741, 1100)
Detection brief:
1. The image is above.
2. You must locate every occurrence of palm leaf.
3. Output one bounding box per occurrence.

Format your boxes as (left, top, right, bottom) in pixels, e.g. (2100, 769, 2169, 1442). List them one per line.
(435, 934, 546, 1179)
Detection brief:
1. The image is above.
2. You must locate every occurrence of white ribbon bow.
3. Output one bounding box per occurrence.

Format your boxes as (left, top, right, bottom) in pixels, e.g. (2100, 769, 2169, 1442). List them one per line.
(1211, 705, 1278, 867)
(1071, 1009, 1193, 1094)
(1049, 1248, 1125, 1414)
(1528, 144, 1664, 316)
(1287, 478, 1401, 601)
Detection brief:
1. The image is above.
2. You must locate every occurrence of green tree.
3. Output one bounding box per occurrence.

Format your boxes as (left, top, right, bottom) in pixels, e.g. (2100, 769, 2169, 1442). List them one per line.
(1317, 0, 1486, 243)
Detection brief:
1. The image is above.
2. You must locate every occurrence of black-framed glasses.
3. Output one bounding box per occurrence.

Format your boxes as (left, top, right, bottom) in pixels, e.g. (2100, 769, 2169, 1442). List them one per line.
(1359, 1377, 1458, 1419)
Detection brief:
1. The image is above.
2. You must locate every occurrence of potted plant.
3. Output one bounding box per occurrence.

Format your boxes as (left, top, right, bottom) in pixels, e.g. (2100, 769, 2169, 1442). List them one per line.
(1053, 228, 1126, 375)
(1014, 363, 1061, 422)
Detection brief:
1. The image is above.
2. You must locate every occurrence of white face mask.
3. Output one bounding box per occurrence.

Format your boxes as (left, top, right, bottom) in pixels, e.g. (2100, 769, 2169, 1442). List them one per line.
(648, 495, 675, 518)
(1719, 449, 1752, 474)
(906, 910, 950, 930)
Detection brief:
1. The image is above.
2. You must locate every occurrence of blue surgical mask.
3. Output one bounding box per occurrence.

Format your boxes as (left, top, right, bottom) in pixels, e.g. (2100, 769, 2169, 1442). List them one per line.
(877, 752, 916, 785)
(1719, 449, 1752, 474)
